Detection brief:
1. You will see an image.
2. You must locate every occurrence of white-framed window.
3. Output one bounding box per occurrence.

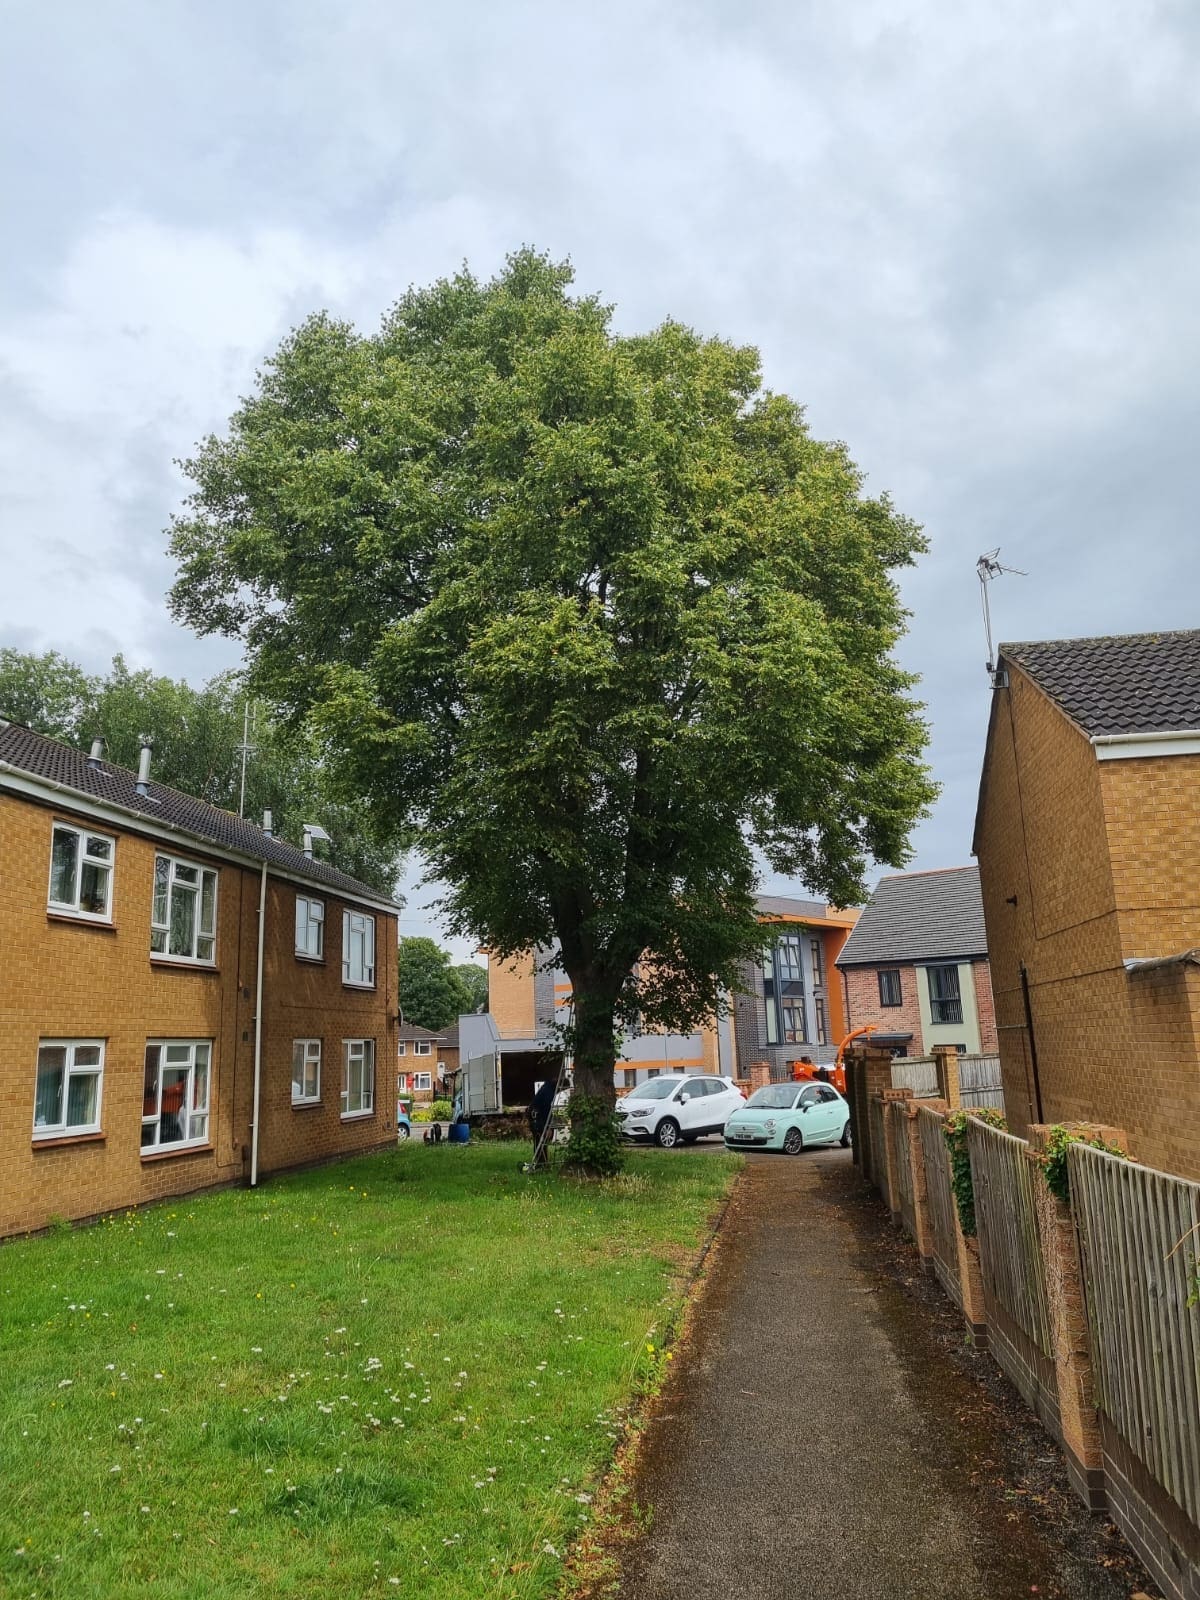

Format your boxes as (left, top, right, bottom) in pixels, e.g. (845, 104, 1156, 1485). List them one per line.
(33, 1039, 104, 1138)
(341, 1039, 375, 1118)
(414, 1039, 432, 1057)
(48, 823, 114, 920)
(292, 1039, 321, 1105)
(414, 1071, 432, 1091)
(397, 1041, 407, 1057)
(142, 1040, 211, 1151)
(151, 853, 217, 964)
(295, 896, 324, 959)
(342, 910, 375, 988)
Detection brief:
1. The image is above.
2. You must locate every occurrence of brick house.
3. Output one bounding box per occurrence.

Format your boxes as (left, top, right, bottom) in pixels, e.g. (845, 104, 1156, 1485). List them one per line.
(834, 867, 998, 1058)
(973, 629, 1200, 1178)
(397, 1023, 445, 1100)
(0, 720, 400, 1237)
(481, 894, 857, 1093)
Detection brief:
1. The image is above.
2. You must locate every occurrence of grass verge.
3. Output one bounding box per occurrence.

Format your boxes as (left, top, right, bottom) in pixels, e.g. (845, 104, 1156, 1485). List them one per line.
(0, 1141, 739, 1600)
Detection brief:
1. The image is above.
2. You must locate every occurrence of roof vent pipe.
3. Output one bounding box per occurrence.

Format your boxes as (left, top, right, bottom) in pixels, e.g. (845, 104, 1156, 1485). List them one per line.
(135, 737, 153, 796)
(302, 822, 331, 860)
(87, 736, 106, 771)
(262, 808, 273, 839)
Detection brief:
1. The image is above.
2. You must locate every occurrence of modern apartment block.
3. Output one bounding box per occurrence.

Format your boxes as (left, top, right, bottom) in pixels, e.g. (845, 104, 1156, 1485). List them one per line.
(0, 720, 400, 1237)
(834, 867, 998, 1058)
(974, 630, 1200, 1178)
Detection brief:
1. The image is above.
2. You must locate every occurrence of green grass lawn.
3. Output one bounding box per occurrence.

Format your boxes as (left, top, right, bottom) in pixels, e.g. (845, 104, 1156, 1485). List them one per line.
(0, 1142, 738, 1600)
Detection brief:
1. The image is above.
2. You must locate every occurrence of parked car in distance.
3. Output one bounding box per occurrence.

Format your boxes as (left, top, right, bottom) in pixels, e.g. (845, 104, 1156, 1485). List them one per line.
(616, 1074, 745, 1148)
(397, 1096, 413, 1140)
(724, 1081, 850, 1154)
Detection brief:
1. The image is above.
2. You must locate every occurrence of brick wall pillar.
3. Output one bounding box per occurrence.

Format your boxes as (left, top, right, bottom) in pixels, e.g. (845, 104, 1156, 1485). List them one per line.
(934, 1044, 961, 1109)
(861, 1047, 893, 1183)
(1028, 1120, 1128, 1512)
(748, 1060, 771, 1091)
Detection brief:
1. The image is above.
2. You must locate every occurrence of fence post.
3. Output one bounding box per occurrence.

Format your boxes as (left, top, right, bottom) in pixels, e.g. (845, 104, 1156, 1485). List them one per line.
(748, 1060, 771, 1091)
(881, 1088, 913, 1219)
(934, 1044, 961, 1109)
(1028, 1120, 1128, 1512)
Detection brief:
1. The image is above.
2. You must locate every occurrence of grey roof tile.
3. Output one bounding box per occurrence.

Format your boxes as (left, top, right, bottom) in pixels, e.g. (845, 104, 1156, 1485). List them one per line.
(0, 719, 397, 908)
(835, 866, 987, 967)
(1003, 630, 1200, 737)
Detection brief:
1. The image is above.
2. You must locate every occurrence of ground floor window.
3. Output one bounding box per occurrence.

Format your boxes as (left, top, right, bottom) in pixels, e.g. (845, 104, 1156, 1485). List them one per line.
(621, 1068, 637, 1088)
(292, 1039, 321, 1104)
(342, 1039, 375, 1118)
(414, 1071, 432, 1091)
(143, 1041, 210, 1150)
(34, 1039, 105, 1138)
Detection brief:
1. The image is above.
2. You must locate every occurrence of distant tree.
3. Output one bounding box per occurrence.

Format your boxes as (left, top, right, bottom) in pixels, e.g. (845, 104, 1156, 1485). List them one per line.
(399, 937, 472, 1031)
(0, 649, 405, 895)
(453, 962, 488, 1014)
(168, 249, 935, 1172)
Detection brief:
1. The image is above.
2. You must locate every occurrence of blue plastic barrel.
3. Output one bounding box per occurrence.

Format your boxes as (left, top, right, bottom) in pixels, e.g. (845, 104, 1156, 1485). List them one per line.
(448, 1120, 470, 1144)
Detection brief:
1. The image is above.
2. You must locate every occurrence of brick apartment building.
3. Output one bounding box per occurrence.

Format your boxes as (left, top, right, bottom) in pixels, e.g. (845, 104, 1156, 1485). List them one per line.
(834, 867, 998, 1058)
(973, 629, 1200, 1178)
(478, 893, 857, 1094)
(0, 720, 400, 1236)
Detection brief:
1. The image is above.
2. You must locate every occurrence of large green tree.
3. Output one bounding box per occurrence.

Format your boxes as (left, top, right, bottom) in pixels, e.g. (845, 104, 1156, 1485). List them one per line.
(398, 937, 477, 1031)
(0, 650, 405, 895)
(169, 250, 935, 1169)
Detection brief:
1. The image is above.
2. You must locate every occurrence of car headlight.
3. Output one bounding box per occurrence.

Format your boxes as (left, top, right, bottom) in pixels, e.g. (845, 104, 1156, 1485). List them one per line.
(764, 1119, 777, 1132)
(628, 1109, 650, 1119)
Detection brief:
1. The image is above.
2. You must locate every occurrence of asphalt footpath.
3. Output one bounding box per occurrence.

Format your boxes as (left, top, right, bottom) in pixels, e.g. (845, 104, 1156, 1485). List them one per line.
(612, 1147, 1155, 1600)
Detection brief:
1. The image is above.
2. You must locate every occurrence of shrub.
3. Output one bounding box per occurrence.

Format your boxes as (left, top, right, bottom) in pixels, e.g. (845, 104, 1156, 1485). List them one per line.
(1036, 1124, 1127, 1203)
(429, 1099, 453, 1122)
(942, 1108, 1006, 1237)
(561, 1094, 624, 1176)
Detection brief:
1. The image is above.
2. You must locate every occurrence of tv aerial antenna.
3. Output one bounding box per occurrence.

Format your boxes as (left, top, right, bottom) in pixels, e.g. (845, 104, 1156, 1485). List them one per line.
(977, 549, 1026, 678)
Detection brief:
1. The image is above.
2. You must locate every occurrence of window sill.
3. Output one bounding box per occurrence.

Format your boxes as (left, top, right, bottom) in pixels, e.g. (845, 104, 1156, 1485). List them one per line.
(150, 956, 219, 973)
(141, 1142, 213, 1163)
(294, 953, 325, 965)
(46, 910, 116, 931)
(342, 980, 377, 992)
(32, 1131, 106, 1150)
(292, 1099, 323, 1110)
(340, 1110, 375, 1123)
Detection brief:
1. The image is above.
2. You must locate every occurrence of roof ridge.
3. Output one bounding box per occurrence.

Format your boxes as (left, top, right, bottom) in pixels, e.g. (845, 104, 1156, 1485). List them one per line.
(1002, 628, 1200, 652)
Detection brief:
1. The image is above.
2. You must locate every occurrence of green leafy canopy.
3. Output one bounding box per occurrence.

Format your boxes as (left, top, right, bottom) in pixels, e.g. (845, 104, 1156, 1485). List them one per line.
(169, 249, 936, 1106)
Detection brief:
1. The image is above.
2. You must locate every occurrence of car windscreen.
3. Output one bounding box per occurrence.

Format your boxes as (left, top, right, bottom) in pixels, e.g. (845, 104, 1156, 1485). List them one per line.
(745, 1085, 801, 1109)
(632, 1078, 684, 1100)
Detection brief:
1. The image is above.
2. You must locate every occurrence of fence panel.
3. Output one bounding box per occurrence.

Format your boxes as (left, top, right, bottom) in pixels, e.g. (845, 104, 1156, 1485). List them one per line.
(960, 1054, 1005, 1110)
(890, 1103, 917, 1237)
(891, 1058, 938, 1098)
(867, 1096, 886, 1189)
(968, 1119, 1052, 1358)
(1071, 1144, 1200, 1527)
(918, 1106, 960, 1307)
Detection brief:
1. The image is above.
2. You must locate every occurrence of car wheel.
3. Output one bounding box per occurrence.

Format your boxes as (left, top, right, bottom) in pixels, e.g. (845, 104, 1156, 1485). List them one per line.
(782, 1127, 804, 1156)
(397, 1124, 410, 1140)
(656, 1118, 681, 1150)
(840, 1120, 851, 1148)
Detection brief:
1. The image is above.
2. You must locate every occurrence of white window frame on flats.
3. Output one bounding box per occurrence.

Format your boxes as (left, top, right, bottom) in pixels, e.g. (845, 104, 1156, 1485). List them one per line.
(342, 910, 376, 988)
(33, 1039, 105, 1138)
(413, 1040, 432, 1057)
(295, 895, 325, 960)
(341, 1039, 375, 1119)
(142, 1039, 211, 1152)
(150, 853, 218, 964)
(292, 1038, 322, 1105)
(48, 822, 115, 921)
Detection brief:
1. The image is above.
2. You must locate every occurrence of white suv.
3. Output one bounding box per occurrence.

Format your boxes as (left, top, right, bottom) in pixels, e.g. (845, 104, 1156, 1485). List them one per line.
(615, 1074, 745, 1148)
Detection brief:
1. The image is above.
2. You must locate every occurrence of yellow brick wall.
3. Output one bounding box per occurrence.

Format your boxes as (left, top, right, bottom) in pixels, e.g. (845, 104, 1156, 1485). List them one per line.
(487, 950, 537, 1037)
(0, 790, 396, 1236)
(976, 666, 1200, 1176)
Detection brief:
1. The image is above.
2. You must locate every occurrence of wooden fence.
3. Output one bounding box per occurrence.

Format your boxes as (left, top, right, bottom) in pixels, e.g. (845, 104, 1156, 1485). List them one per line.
(891, 1058, 939, 1098)
(918, 1105, 961, 1307)
(867, 1094, 886, 1189)
(960, 1054, 1005, 1110)
(1070, 1144, 1200, 1533)
(890, 1102, 915, 1228)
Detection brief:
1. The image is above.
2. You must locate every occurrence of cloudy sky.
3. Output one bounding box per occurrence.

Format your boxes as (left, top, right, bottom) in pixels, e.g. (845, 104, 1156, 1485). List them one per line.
(3, 0, 1198, 956)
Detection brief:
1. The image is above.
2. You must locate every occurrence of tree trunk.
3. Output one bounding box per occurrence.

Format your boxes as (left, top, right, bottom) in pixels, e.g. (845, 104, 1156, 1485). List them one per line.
(561, 979, 623, 1174)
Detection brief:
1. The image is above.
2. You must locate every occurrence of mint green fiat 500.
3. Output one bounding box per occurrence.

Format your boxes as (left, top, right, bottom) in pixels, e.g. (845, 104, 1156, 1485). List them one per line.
(723, 1081, 851, 1154)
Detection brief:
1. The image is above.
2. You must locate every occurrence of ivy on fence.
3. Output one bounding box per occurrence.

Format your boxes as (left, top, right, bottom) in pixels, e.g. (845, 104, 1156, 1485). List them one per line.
(942, 1109, 1007, 1237)
(1035, 1124, 1127, 1203)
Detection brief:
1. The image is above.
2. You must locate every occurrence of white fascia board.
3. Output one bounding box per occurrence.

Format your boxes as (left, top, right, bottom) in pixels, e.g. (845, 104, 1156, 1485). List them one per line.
(1092, 730, 1200, 761)
(0, 765, 399, 917)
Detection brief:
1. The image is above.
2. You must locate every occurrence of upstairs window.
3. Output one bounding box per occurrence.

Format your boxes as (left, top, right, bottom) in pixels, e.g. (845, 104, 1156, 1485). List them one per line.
(295, 896, 324, 959)
(34, 1040, 104, 1138)
(814, 996, 829, 1046)
(342, 911, 376, 988)
(809, 938, 824, 988)
(151, 854, 217, 963)
(414, 1040, 432, 1057)
(878, 969, 903, 1007)
(927, 964, 964, 1025)
(781, 1000, 807, 1044)
(49, 823, 114, 920)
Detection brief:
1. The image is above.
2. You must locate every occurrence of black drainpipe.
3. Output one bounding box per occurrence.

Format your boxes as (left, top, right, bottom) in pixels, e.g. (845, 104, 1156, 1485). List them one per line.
(1019, 961, 1044, 1124)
